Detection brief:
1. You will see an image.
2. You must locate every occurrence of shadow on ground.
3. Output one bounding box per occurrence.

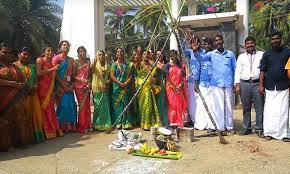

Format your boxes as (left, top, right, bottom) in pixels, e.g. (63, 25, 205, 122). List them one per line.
(0, 132, 98, 161)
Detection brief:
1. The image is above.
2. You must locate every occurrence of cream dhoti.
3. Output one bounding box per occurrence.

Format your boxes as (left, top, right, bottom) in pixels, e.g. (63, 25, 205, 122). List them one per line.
(194, 86, 214, 130)
(263, 89, 290, 140)
(210, 87, 234, 131)
(188, 82, 196, 123)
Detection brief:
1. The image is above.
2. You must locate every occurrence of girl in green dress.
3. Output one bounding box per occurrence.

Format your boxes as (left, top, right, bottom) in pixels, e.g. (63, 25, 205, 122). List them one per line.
(91, 50, 112, 130)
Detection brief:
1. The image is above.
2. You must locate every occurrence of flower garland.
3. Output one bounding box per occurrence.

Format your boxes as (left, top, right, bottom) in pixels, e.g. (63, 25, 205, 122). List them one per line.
(254, 0, 273, 9)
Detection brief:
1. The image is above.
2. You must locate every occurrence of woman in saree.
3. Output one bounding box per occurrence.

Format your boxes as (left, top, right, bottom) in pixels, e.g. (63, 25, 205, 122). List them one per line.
(136, 51, 161, 130)
(0, 43, 27, 151)
(110, 48, 132, 129)
(52, 40, 77, 132)
(165, 50, 188, 128)
(128, 50, 141, 126)
(155, 50, 169, 127)
(74, 46, 91, 133)
(14, 47, 44, 143)
(91, 50, 112, 130)
(36, 46, 63, 139)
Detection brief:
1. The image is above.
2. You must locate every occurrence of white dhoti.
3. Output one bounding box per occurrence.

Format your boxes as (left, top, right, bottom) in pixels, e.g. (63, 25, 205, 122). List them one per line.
(194, 86, 214, 130)
(211, 87, 234, 130)
(263, 89, 290, 140)
(188, 82, 196, 123)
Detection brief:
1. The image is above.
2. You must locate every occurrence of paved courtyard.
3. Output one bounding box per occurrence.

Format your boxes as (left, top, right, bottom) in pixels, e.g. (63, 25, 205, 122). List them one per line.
(0, 109, 290, 174)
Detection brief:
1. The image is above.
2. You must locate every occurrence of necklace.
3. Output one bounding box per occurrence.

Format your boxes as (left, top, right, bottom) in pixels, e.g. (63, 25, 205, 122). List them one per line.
(16, 61, 30, 80)
(99, 64, 107, 76)
(116, 61, 124, 74)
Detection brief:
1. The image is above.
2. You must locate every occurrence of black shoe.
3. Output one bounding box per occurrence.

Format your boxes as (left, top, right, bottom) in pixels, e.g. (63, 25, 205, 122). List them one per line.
(255, 130, 264, 138)
(238, 129, 252, 135)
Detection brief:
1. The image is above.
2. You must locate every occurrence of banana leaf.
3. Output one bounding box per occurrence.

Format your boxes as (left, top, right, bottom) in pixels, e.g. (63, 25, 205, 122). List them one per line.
(132, 151, 183, 160)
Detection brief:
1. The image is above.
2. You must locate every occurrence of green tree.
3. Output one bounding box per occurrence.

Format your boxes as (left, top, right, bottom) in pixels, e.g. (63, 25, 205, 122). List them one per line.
(105, 8, 135, 41)
(127, 0, 186, 57)
(135, 7, 167, 39)
(250, 0, 290, 49)
(104, 8, 139, 60)
(0, 0, 62, 57)
(104, 0, 186, 59)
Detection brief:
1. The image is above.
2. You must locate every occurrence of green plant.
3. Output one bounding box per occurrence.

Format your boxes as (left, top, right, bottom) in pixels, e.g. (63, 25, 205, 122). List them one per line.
(125, 0, 186, 57)
(250, 0, 290, 49)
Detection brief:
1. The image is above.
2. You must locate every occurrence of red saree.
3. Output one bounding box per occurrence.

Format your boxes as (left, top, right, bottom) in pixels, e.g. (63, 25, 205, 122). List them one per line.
(37, 57, 63, 139)
(74, 60, 91, 133)
(165, 63, 188, 127)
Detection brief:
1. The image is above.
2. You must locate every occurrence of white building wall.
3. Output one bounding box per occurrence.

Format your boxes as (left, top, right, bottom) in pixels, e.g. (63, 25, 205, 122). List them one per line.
(61, 0, 104, 60)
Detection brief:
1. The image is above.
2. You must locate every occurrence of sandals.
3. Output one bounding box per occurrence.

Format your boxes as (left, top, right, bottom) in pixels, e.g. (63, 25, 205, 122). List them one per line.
(264, 136, 273, 140)
(264, 136, 290, 142)
(282, 138, 290, 142)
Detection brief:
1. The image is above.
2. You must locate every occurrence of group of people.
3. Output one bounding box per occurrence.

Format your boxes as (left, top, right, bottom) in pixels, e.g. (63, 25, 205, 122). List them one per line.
(0, 39, 187, 151)
(186, 31, 290, 142)
(0, 31, 289, 152)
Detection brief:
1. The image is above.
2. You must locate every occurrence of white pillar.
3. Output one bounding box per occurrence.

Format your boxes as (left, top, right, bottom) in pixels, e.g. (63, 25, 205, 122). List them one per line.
(170, 0, 180, 50)
(60, 0, 104, 60)
(236, 0, 249, 48)
(95, 0, 105, 53)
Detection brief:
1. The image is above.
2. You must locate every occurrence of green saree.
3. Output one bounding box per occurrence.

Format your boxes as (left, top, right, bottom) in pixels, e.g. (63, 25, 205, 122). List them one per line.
(136, 65, 161, 130)
(111, 62, 132, 129)
(91, 65, 112, 130)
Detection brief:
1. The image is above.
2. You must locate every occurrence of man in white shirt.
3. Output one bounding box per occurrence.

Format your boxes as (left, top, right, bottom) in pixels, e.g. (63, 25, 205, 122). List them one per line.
(235, 36, 264, 137)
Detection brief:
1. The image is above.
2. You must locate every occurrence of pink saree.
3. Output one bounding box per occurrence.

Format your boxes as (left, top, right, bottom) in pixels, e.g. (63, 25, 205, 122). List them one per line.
(165, 63, 188, 127)
(74, 60, 91, 133)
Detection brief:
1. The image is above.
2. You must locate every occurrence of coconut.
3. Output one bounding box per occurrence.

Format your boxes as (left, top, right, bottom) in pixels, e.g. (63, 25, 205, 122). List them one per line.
(126, 146, 134, 154)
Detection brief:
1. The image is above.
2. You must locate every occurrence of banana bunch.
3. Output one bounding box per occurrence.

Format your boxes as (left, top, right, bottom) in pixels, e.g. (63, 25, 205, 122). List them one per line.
(139, 143, 159, 155)
(149, 148, 159, 155)
(140, 142, 150, 154)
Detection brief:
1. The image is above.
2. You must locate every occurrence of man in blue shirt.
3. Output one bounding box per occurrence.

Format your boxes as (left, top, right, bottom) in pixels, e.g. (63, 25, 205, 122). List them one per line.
(184, 36, 201, 126)
(194, 38, 215, 132)
(193, 34, 236, 133)
(182, 31, 193, 50)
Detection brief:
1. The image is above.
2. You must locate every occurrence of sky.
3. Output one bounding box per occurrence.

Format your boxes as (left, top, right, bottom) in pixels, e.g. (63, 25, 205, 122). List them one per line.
(56, 0, 64, 8)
